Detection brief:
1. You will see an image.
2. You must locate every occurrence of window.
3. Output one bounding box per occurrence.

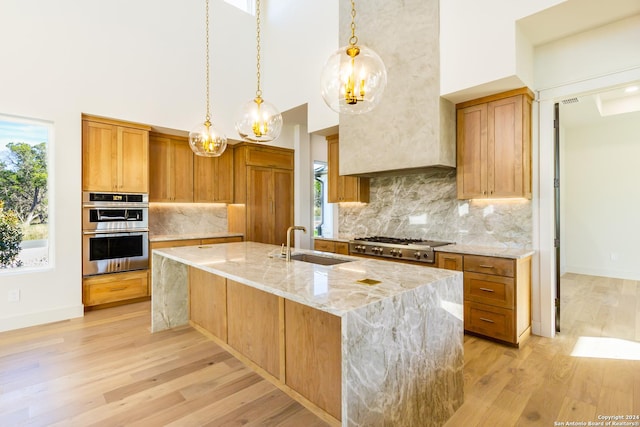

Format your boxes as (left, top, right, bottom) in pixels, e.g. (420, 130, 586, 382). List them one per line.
(313, 161, 331, 237)
(0, 115, 51, 271)
(224, 0, 255, 15)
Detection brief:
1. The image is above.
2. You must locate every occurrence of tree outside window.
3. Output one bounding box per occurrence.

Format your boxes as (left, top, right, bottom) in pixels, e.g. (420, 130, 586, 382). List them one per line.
(0, 116, 50, 270)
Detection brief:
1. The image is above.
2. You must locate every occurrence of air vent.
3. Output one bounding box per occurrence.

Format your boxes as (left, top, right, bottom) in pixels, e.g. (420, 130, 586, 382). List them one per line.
(561, 97, 579, 104)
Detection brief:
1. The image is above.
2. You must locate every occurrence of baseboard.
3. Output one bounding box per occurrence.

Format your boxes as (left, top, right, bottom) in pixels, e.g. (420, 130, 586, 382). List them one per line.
(0, 304, 84, 333)
(563, 265, 640, 281)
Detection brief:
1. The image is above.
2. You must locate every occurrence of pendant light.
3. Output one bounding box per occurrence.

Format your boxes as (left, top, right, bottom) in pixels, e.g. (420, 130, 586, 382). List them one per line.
(320, 0, 387, 114)
(235, 0, 283, 143)
(189, 0, 227, 157)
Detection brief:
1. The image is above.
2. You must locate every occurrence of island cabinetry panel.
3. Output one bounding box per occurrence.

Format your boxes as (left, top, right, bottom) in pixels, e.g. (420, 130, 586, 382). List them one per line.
(232, 143, 294, 245)
(226, 279, 281, 377)
(314, 239, 349, 255)
(189, 267, 227, 342)
(456, 88, 532, 200)
(284, 300, 342, 421)
(83, 269, 149, 307)
(193, 146, 234, 203)
(149, 133, 193, 202)
(327, 135, 369, 203)
(82, 115, 150, 193)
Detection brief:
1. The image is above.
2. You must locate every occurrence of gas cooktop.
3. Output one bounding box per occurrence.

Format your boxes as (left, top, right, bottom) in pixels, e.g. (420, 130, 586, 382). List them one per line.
(349, 236, 453, 263)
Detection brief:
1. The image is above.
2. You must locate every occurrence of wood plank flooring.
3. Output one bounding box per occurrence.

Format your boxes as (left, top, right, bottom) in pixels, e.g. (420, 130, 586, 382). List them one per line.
(1, 273, 638, 426)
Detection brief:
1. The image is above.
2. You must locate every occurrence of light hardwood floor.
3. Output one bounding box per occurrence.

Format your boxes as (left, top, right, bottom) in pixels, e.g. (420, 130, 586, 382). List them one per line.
(1, 273, 638, 426)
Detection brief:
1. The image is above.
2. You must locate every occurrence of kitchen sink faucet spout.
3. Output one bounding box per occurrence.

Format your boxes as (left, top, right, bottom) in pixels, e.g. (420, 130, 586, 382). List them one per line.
(284, 226, 307, 262)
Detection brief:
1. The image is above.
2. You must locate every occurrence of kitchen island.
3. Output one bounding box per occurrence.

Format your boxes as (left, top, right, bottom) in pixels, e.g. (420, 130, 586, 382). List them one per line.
(151, 242, 463, 427)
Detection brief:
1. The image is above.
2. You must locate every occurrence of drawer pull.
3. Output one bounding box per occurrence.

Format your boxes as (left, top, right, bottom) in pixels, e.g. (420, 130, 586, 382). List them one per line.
(479, 264, 494, 268)
(479, 287, 495, 293)
(109, 286, 127, 292)
(479, 317, 495, 323)
(443, 257, 456, 260)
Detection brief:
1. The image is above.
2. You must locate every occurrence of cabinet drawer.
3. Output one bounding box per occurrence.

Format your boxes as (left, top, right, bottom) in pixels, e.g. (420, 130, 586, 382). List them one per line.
(335, 242, 349, 255)
(464, 255, 514, 277)
(464, 272, 514, 308)
(464, 301, 515, 343)
(437, 252, 463, 271)
(201, 236, 243, 245)
(314, 239, 336, 253)
(246, 147, 293, 169)
(83, 270, 149, 306)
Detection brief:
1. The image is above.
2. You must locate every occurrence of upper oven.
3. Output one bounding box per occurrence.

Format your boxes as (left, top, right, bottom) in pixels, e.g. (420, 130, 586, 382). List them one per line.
(82, 191, 148, 232)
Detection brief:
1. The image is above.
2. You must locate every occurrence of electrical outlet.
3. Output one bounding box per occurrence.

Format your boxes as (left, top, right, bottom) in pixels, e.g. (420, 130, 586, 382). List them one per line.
(610, 252, 619, 261)
(8, 289, 20, 302)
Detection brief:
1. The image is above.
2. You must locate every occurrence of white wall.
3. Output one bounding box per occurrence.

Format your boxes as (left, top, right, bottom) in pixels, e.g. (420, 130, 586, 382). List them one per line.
(562, 113, 640, 280)
(439, 0, 563, 101)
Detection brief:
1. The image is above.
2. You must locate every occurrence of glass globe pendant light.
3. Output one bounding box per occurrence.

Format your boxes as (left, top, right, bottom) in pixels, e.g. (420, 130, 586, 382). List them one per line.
(235, 0, 282, 143)
(320, 0, 387, 114)
(189, 0, 227, 157)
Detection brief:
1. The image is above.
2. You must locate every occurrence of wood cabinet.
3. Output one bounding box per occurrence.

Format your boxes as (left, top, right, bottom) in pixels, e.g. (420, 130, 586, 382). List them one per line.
(327, 134, 369, 203)
(189, 267, 227, 341)
(438, 251, 531, 346)
(456, 88, 533, 200)
(226, 279, 281, 377)
(82, 270, 149, 307)
(285, 299, 341, 420)
(82, 115, 150, 193)
(314, 239, 349, 255)
(232, 143, 294, 245)
(193, 146, 234, 203)
(149, 133, 193, 202)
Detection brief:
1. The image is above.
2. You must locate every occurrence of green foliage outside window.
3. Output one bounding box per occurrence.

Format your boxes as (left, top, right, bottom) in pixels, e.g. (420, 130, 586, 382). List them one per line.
(0, 201, 23, 268)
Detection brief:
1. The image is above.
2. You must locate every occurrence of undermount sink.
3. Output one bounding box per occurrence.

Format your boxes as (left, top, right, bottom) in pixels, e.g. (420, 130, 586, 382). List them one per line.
(289, 253, 353, 266)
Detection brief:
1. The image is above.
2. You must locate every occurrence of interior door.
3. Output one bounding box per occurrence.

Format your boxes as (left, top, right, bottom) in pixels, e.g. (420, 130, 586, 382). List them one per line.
(554, 102, 561, 332)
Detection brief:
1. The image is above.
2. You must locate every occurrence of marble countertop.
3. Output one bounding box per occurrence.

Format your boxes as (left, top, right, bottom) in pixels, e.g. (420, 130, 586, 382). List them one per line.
(313, 236, 351, 243)
(152, 241, 461, 317)
(150, 231, 244, 243)
(435, 244, 534, 259)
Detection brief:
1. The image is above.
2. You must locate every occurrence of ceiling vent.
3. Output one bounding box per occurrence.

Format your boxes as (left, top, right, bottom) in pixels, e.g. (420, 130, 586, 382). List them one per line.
(561, 97, 579, 104)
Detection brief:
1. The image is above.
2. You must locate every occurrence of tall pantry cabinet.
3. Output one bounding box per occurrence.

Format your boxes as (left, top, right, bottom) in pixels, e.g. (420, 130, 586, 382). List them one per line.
(230, 143, 294, 245)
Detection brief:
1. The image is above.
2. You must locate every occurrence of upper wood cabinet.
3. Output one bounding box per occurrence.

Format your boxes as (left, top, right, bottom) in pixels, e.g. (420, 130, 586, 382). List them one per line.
(327, 135, 369, 203)
(193, 146, 234, 203)
(82, 115, 150, 193)
(149, 133, 193, 202)
(456, 88, 533, 200)
(232, 143, 294, 245)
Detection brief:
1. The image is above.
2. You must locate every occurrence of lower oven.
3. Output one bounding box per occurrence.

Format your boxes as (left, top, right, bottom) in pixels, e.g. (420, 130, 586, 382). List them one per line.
(82, 230, 149, 276)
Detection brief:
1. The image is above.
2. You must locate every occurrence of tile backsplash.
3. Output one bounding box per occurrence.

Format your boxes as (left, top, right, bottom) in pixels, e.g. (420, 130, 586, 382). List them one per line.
(338, 169, 532, 248)
(149, 203, 227, 236)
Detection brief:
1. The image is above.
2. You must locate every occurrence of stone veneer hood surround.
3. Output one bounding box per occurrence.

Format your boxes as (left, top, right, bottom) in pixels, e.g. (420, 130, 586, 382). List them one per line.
(338, 169, 533, 248)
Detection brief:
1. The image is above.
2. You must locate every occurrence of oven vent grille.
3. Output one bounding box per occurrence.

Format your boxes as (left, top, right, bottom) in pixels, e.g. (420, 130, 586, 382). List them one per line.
(561, 97, 579, 104)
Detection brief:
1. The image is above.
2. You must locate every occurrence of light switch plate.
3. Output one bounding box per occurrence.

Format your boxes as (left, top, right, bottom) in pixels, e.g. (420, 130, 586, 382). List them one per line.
(8, 289, 20, 302)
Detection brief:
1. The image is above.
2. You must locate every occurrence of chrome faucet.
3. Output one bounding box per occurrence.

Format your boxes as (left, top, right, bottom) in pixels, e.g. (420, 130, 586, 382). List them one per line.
(284, 226, 307, 261)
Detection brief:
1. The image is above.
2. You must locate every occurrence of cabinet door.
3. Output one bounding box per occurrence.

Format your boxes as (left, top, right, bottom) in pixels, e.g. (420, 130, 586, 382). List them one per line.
(456, 104, 487, 199)
(273, 168, 293, 246)
(437, 252, 463, 271)
(488, 95, 524, 198)
(149, 135, 172, 201)
(83, 121, 117, 192)
(247, 166, 274, 244)
(171, 140, 194, 202)
(189, 267, 227, 341)
(118, 126, 149, 193)
(194, 147, 233, 203)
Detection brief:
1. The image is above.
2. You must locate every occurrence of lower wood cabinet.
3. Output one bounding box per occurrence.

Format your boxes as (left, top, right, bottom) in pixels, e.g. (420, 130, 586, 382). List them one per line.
(284, 300, 341, 420)
(313, 238, 349, 255)
(438, 251, 531, 346)
(189, 267, 227, 342)
(83, 269, 149, 307)
(226, 279, 281, 378)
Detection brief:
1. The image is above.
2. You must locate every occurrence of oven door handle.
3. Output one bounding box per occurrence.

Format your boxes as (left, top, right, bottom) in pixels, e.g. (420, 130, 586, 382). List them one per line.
(82, 203, 149, 209)
(83, 230, 149, 235)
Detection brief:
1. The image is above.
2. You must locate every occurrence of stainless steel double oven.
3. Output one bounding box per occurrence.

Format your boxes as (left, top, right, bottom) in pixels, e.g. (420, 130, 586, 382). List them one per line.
(82, 192, 149, 276)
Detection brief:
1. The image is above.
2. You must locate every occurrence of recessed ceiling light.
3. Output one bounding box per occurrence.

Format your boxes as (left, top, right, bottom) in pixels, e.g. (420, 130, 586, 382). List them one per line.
(624, 86, 639, 93)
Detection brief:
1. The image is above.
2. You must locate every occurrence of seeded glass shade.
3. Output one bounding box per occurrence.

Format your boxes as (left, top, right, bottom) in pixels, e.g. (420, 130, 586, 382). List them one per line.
(189, 122, 227, 157)
(235, 98, 283, 143)
(320, 44, 387, 114)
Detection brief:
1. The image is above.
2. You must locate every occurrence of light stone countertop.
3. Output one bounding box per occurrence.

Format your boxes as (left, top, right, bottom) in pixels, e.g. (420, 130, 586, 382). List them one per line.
(149, 231, 244, 243)
(152, 241, 462, 317)
(313, 236, 351, 243)
(436, 244, 534, 259)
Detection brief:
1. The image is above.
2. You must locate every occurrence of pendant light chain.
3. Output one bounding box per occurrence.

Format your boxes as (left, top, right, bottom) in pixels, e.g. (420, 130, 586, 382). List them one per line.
(349, 0, 358, 46)
(255, 0, 262, 99)
(205, 0, 211, 125)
